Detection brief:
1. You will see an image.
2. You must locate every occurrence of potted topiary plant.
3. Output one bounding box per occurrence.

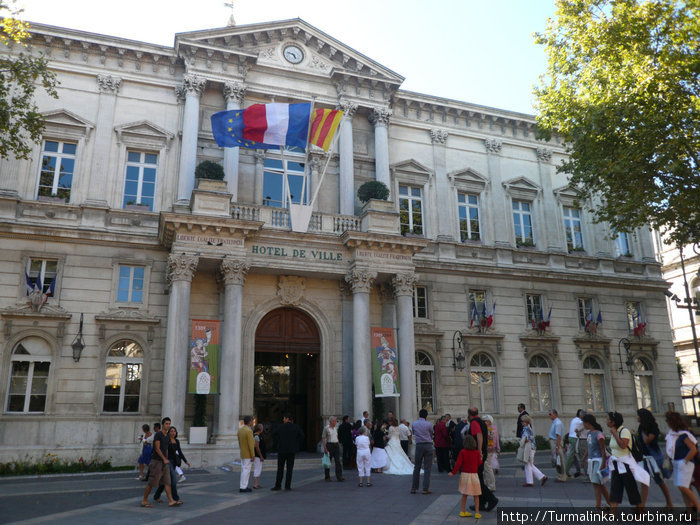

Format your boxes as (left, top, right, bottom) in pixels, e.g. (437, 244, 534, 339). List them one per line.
(191, 160, 232, 216)
(357, 180, 389, 203)
(194, 161, 226, 191)
(357, 180, 399, 234)
(189, 394, 208, 444)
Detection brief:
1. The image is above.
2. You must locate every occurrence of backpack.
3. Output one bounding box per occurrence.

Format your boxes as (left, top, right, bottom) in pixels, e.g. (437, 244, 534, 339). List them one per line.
(621, 427, 644, 462)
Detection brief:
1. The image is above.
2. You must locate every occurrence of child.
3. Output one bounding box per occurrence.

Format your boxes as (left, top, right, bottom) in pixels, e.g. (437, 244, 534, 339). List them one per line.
(137, 424, 153, 481)
(355, 426, 372, 487)
(253, 424, 266, 489)
(449, 434, 482, 518)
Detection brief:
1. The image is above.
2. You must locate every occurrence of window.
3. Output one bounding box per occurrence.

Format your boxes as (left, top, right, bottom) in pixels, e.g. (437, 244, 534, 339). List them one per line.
(262, 148, 306, 208)
(413, 286, 428, 319)
(37, 140, 76, 201)
(6, 337, 52, 413)
(26, 258, 58, 296)
(458, 193, 480, 241)
(578, 298, 594, 329)
(469, 353, 497, 412)
(614, 231, 633, 258)
(512, 200, 534, 245)
(117, 265, 145, 303)
(468, 290, 486, 318)
(415, 351, 434, 413)
(626, 301, 642, 332)
(563, 207, 584, 251)
(123, 151, 157, 211)
(528, 355, 553, 412)
(693, 278, 700, 317)
(103, 340, 143, 413)
(633, 357, 655, 410)
(526, 294, 542, 326)
(399, 184, 424, 235)
(583, 356, 606, 412)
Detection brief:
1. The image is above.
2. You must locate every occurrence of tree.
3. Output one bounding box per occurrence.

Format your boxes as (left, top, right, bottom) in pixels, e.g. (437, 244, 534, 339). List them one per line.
(0, 1, 57, 160)
(534, 0, 699, 245)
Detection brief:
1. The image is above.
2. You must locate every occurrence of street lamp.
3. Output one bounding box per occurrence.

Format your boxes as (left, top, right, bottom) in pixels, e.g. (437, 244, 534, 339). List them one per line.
(71, 313, 85, 362)
(452, 331, 467, 371)
(617, 337, 634, 374)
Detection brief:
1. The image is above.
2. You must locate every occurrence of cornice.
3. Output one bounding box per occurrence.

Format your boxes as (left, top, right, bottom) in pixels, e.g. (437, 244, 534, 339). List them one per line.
(158, 212, 263, 249)
(340, 231, 429, 256)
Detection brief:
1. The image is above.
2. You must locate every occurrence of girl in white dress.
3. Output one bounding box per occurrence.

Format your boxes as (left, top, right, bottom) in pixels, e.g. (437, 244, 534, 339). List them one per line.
(355, 426, 372, 487)
(384, 417, 417, 475)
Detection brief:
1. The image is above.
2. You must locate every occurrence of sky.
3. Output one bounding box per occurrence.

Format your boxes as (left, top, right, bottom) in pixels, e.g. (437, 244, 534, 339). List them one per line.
(17, 0, 556, 115)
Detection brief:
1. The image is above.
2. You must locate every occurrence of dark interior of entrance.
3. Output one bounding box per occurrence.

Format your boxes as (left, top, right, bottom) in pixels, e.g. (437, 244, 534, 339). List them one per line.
(254, 308, 320, 452)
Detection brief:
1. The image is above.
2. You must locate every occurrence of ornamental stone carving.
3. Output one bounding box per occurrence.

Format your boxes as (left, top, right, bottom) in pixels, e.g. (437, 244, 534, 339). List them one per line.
(174, 85, 186, 103)
(219, 259, 250, 286)
(345, 269, 377, 294)
(429, 129, 449, 145)
(167, 253, 198, 283)
(536, 147, 552, 163)
(338, 280, 352, 297)
(338, 99, 358, 119)
(392, 273, 418, 297)
(277, 276, 306, 306)
(181, 74, 207, 97)
(484, 138, 502, 154)
(368, 107, 392, 127)
(223, 81, 246, 104)
(97, 74, 121, 94)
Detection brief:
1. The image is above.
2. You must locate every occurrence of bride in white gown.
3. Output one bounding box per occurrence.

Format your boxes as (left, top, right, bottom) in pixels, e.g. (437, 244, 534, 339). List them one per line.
(384, 419, 417, 475)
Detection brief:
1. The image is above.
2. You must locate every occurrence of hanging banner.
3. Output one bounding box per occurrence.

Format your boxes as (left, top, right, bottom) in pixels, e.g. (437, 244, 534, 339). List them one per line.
(188, 319, 220, 394)
(371, 327, 400, 398)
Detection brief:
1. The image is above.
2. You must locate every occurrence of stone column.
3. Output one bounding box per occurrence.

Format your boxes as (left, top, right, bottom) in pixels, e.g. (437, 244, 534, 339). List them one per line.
(430, 129, 452, 240)
(162, 253, 198, 427)
(369, 107, 392, 196)
(484, 139, 510, 246)
(253, 150, 265, 205)
(216, 259, 250, 443)
(86, 74, 121, 206)
(536, 147, 563, 251)
(308, 152, 323, 211)
(346, 269, 377, 420)
(340, 281, 354, 417)
(176, 74, 206, 203)
(223, 82, 246, 201)
(638, 227, 657, 262)
(393, 273, 418, 421)
(338, 100, 358, 215)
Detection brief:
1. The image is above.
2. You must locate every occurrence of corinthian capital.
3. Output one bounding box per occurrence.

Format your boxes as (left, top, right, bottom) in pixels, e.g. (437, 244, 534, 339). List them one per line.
(392, 273, 417, 297)
(338, 99, 358, 119)
(96, 74, 121, 94)
(219, 259, 250, 285)
(167, 253, 198, 283)
(181, 74, 207, 97)
(368, 107, 392, 127)
(484, 138, 502, 154)
(345, 269, 377, 294)
(536, 147, 552, 163)
(429, 129, 449, 145)
(223, 81, 246, 104)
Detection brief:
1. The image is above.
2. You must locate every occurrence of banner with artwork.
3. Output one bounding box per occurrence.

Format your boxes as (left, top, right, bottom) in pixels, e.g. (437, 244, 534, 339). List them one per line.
(188, 319, 219, 394)
(371, 327, 400, 398)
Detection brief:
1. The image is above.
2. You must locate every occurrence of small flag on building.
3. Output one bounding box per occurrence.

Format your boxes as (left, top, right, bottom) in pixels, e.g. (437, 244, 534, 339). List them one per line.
(309, 108, 344, 151)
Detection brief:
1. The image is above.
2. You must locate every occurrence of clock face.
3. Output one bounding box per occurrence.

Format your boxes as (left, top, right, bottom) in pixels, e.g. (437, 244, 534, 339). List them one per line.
(283, 45, 304, 64)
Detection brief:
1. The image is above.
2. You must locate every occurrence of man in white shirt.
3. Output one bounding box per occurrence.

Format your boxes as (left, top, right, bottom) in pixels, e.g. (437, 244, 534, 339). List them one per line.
(399, 418, 412, 455)
(322, 416, 344, 482)
(565, 409, 585, 478)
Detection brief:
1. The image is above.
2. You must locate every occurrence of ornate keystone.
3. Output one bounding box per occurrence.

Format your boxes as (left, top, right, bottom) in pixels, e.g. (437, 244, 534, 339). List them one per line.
(277, 276, 306, 306)
(345, 269, 377, 294)
(219, 259, 250, 286)
(167, 253, 198, 283)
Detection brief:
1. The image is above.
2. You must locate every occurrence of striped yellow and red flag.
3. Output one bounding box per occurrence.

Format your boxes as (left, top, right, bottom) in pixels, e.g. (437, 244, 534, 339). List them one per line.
(309, 108, 344, 151)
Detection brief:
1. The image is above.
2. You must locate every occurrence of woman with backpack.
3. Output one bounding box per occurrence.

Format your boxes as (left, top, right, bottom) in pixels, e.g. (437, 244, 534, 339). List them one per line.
(665, 411, 700, 515)
(637, 409, 673, 508)
(582, 414, 610, 510)
(606, 411, 649, 513)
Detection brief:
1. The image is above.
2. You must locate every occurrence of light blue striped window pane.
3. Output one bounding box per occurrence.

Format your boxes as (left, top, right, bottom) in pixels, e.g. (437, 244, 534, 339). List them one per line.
(44, 141, 59, 152)
(458, 193, 466, 204)
(62, 143, 77, 155)
(264, 159, 283, 170)
(127, 151, 141, 163)
(143, 168, 156, 183)
(144, 153, 157, 164)
(468, 195, 478, 205)
(117, 266, 131, 302)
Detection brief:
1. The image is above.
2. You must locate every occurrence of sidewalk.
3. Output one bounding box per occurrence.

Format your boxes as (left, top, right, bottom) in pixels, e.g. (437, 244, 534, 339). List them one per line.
(0, 453, 688, 525)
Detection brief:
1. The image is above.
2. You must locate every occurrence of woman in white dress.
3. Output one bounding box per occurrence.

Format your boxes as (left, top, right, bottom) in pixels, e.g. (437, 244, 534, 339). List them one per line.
(384, 417, 417, 475)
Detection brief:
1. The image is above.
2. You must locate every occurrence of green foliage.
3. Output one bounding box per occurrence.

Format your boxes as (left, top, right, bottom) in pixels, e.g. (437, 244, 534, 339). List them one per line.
(195, 160, 225, 180)
(193, 393, 207, 427)
(534, 0, 700, 244)
(0, 1, 58, 160)
(357, 180, 390, 203)
(500, 435, 550, 452)
(0, 453, 114, 476)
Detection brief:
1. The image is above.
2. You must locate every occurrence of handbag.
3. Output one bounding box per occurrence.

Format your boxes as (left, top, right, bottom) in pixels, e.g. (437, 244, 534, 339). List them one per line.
(516, 444, 525, 463)
(321, 452, 331, 469)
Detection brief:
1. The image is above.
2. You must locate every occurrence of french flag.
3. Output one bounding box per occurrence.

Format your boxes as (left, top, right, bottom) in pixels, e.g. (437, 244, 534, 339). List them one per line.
(211, 103, 311, 150)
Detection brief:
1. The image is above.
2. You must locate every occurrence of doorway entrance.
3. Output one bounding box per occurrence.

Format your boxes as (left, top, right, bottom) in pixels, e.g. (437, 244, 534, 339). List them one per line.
(254, 307, 320, 452)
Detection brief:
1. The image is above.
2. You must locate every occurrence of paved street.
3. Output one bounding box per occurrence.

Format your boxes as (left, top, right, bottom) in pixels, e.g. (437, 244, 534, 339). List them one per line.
(0, 453, 690, 525)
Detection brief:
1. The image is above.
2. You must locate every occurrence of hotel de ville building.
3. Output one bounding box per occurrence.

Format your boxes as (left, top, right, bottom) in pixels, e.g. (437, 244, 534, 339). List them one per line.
(0, 17, 681, 465)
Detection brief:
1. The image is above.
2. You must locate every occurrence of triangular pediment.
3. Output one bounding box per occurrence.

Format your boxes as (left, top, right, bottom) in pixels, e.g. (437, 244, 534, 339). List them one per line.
(390, 159, 432, 177)
(115, 120, 174, 149)
(502, 176, 541, 195)
(175, 19, 404, 85)
(553, 185, 581, 199)
(449, 168, 488, 184)
(42, 109, 94, 136)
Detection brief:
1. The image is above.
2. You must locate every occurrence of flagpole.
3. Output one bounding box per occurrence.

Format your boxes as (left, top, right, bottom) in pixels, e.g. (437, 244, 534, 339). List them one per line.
(279, 146, 293, 218)
(299, 98, 316, 206)
(308, 113, 347, 210)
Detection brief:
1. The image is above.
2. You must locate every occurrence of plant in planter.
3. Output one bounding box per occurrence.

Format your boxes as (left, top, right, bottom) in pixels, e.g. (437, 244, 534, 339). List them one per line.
(357, 180, 389, 203)
(516, 239, 536, 248)
(195, 160, 225, 180)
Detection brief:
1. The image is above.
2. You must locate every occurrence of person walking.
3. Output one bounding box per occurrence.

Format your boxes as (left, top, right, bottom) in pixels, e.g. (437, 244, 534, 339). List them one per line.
(435, 415, 451, 473)
(637, 409, 673, 508)
(565, 409, 584, 478)
(355, 426, 372, 487)
(137, 424, 153, 481)
(338, 415, 354, 469)
(153, 426, 188, 505)
(322, 416, 344, 482)
(411, 409, 434, 494)
(582, 414, 610, 510)
(548, 409, 567, 482)
(516, 404, 528, 439)
(449, 434, 482, 518)
(483, 415, 500, 490)
(271, 413, 305, 491)
(237, 415, 255, 493)
(252, 423, 265, 489)
(140, 417, 177, 508)
(665, 411, 700, 515)
(519, 415, 547, 487)
(467, 407, 498, 512)
(607, 411, 649, 513)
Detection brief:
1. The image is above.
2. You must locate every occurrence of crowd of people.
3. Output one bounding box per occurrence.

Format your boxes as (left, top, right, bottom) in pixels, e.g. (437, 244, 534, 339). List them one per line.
(135, 406, 700, 518)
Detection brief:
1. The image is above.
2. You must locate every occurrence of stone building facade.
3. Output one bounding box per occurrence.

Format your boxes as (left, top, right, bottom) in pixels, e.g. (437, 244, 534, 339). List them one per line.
(0, 19, 681, 465)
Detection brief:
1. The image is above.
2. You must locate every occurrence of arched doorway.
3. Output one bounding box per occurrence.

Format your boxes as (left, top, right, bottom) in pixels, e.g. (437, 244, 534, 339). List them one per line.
(254, 307, 320, 452)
